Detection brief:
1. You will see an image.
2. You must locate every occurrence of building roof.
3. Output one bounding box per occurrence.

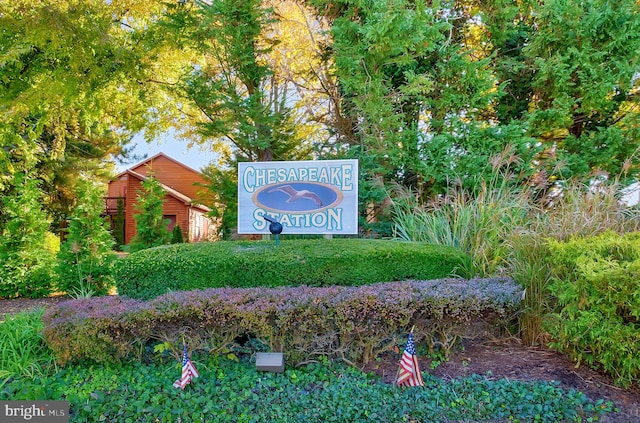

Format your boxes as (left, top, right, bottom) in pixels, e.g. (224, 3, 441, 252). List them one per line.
(125, 170, 211, 213)
(113, 151, 211, 213)
(115, 152, 203, 178)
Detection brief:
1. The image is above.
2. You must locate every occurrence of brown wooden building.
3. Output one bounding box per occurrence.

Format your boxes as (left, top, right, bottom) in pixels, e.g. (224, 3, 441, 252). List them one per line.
(105, 153, 214, 245)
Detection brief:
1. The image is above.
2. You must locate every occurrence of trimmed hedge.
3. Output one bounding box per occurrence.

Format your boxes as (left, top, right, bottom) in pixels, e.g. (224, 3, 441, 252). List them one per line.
(546, 231, 640, 388)
(42, 277, 522, 366)
(114, 239, 470, 300)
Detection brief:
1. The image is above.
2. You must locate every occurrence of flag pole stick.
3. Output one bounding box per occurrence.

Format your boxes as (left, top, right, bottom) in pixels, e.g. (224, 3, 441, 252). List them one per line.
(180, 334, 186, 361)
(394, 352, 402, 387)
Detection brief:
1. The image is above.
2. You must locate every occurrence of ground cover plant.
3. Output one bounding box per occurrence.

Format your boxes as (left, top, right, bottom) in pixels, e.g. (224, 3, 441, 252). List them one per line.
(1, 314, 614, 423)
(114, 239, 469, 300)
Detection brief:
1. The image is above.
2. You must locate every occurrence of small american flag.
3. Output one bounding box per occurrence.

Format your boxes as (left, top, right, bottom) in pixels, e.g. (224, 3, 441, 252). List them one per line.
(396, 332, 424, 387)
(173, 344, 199, 390)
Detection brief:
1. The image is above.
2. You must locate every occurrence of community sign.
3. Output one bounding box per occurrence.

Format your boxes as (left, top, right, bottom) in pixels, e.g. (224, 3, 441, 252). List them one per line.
(238, 160, 358, 234)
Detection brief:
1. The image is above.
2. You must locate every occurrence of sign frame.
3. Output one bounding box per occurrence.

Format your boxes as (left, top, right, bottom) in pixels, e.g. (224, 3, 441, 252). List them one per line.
(237, 159, 359, 235)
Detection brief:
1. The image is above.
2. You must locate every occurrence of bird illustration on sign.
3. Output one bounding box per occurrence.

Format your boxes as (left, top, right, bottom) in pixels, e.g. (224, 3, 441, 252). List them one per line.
(267, 185, 323, 207)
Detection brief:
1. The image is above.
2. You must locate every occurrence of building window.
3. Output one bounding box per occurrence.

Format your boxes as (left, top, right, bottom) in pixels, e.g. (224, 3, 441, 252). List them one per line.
(163, 215, 177, 231)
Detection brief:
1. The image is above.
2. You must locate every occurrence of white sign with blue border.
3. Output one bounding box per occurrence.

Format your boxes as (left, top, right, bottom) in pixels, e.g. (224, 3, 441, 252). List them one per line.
(238, 160, 359, 234)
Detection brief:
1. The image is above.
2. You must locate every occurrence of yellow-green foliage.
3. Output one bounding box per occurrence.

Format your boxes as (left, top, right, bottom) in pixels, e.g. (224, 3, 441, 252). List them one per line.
(44, 232, 60, 254)
(546, 231, 640, 388)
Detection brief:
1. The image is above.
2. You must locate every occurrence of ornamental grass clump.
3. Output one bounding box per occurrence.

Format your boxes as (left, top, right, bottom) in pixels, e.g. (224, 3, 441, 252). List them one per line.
(42, 278, 522, 366)
(538, 179, 640, 242)
(391, 177, 530, 278)
(0, 309, 57, 387)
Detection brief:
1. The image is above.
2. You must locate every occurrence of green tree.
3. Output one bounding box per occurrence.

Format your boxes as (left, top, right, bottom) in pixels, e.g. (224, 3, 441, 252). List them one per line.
(201, 165, 238, 240)
(311, 0, 538, 234)
(308, 0, 640, 210)
(0, 173, 55, 299)
(524, 0, 640, 180)
(479, 0, 640, 188)
(113, 198, 126, 249)
(0, 0, 179, 223)
(129, 176, 170, 252)
(159, 0, 323, 233)
(481, 0, 536, 125)
(56, 181, 116, 297)
(160, 0, 307, 163)
(171, 224, 185, 244)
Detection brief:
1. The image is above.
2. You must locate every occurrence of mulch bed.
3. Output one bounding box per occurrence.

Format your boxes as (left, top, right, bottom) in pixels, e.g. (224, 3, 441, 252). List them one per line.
(0, 295, 70, 317)
(366, 337, 640, 422)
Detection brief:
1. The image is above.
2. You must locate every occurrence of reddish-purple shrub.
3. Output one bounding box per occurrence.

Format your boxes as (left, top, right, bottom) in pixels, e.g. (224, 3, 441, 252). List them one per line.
(42, 296, 145, 364)
(42, 277, 522, 366)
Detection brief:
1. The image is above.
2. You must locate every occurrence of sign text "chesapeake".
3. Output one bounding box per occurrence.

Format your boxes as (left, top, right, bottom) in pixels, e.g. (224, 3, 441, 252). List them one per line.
(242, 164, 354, 193)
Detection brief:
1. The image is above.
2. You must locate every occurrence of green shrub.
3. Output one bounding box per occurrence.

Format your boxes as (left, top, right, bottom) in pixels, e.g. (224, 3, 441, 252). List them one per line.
(44, 232, 60, 254)
(170, 224, 184, 244)
(56, 180, 116, 297)
(128, 176, 170, 253)
(0, 173, 56, 299)
(546, 231, 640, 388)
(42, 278, 521, 366)
(114, 239, 470, 300)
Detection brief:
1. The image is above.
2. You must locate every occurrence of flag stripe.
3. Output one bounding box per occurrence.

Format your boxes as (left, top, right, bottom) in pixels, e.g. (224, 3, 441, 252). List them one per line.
(173, 345, 199, 390)
(396, 332, 424, 387)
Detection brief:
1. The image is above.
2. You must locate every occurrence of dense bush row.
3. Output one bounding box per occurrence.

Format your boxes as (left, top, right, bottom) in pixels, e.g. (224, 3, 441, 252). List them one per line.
(114, 239, 470, 300)
(546, 232, 640, 388)
(42, 277, 521, 366)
